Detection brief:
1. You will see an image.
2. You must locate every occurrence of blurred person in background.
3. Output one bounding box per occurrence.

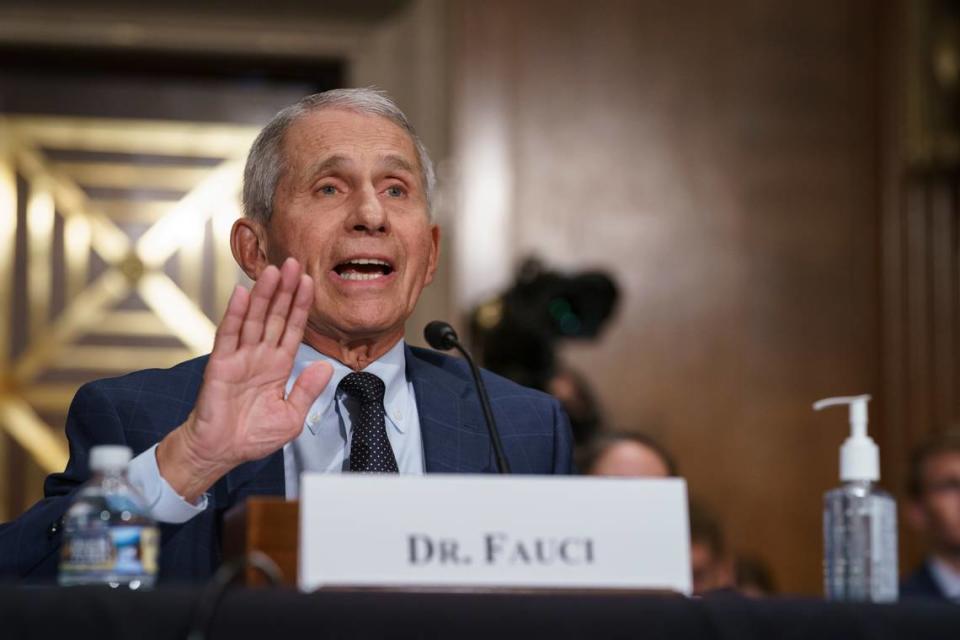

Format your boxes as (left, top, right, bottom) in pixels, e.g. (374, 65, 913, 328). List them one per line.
(584, 434, 775, 596)
(584, 435, 774, 596)
(580, 431, 677, 477)
(734, 553, 777, 597)
(902, 430, 960, 602)
(688, 499, 735, 595)
(547, 366, 604, 446)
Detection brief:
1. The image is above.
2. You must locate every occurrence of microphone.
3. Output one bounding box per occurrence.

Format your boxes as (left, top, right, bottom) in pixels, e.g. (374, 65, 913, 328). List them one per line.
(423, 320, 458, 351)
(424, 321, 511, 474)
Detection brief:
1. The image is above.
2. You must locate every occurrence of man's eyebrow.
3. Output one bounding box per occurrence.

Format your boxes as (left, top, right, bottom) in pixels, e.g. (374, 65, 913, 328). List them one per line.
(306, 154, 352, 178)
(303, 154, 417, 179)
(380, 154, 417, 175)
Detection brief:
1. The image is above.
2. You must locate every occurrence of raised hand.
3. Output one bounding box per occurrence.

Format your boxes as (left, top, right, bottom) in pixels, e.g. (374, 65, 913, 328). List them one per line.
(156, 257, 332, 502)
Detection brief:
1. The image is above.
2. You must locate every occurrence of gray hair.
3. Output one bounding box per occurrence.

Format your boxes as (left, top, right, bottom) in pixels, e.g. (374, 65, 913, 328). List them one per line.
(242, 87, 436, 224)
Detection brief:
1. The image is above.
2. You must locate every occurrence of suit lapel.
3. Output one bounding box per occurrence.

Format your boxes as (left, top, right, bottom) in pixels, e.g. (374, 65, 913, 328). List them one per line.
(406, 345, 495, 474)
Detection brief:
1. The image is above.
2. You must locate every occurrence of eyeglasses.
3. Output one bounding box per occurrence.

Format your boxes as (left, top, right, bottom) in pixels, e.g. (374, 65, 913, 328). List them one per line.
(924, 478, 960, 496)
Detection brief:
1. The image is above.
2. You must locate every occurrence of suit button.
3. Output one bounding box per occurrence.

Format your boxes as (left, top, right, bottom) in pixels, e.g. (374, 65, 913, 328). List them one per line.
(47, 518, 61, 539)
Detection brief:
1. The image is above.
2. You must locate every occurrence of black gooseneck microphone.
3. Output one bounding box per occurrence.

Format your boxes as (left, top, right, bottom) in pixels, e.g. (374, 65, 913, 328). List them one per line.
(424, 321, 511, 474)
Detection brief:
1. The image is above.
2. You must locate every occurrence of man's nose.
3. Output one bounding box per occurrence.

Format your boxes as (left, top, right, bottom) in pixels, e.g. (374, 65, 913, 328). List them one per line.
(347, 185, 388, 234)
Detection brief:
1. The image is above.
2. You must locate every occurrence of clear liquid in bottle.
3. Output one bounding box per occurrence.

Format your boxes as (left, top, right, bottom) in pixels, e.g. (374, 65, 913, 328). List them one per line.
(59, 446, 159, 589)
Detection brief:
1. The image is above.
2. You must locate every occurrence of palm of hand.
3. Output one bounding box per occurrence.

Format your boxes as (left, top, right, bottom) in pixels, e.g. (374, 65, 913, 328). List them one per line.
(195, 346, 302, 466)
(185, 259, 332, 472)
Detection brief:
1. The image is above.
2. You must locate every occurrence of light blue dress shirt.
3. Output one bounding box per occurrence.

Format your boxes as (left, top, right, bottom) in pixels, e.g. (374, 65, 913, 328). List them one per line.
(127, 339, 424, 523)
(282, 339, 425, 498)
(930, 557, 960, 602)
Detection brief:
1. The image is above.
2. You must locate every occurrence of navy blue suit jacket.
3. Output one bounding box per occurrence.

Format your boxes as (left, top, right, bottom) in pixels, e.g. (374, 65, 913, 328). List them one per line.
(0, 345, 573, 583)
(901, 561, 951, 602)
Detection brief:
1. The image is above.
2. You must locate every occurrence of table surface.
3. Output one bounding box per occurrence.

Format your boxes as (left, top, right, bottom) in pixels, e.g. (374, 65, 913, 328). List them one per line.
(1, 585, 958, 640)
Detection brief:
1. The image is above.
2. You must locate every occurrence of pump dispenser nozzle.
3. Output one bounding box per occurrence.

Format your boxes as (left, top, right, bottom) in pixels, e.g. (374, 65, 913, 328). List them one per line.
(813, 394, 878, 482)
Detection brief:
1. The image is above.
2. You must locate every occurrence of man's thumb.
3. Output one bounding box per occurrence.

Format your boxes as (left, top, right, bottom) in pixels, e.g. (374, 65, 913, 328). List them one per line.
(287, 360, 333, 415)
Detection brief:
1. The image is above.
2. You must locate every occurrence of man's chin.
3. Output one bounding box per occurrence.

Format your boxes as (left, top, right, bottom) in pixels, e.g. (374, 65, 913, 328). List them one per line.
(310, 316, 405, 343)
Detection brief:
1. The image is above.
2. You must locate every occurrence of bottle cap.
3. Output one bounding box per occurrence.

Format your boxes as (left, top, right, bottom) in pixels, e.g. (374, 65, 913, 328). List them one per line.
(89, 445, 132, 472)
(812, 394, 878, 482)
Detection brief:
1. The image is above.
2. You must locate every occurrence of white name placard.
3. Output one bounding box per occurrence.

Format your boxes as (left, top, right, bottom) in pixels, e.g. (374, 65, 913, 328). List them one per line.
(299, 474, 691, 594)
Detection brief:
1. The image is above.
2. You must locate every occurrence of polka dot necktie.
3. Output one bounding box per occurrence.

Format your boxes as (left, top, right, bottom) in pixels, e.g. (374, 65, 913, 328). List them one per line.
(339, 372, 399, 473)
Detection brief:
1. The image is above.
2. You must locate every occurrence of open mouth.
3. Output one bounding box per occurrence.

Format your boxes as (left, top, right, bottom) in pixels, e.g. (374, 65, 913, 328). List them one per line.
(332, 258, 395, 281)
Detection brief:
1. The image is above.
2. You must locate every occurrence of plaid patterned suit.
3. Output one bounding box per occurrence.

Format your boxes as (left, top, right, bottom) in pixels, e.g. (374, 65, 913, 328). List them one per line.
(0, 345, 573, 582)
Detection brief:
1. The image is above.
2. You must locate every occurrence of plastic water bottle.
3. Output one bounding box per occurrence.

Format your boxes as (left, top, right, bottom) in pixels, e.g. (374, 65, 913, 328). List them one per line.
(59, 445, 159, 589)
(814, 395, 898, 602)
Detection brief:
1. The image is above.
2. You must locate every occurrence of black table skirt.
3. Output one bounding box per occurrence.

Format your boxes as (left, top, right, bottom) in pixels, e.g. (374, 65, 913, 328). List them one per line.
(2, 586, 958, 640)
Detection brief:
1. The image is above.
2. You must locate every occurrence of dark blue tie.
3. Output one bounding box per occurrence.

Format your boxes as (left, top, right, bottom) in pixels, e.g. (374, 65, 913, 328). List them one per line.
(339, 372, 399, 473)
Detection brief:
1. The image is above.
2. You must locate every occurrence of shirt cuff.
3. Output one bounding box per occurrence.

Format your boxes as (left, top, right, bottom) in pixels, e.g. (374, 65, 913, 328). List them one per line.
(127, 443, 209, 524)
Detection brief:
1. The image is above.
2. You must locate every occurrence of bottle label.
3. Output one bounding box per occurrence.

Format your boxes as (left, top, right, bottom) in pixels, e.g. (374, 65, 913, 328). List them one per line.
(61, 526, 159, 579)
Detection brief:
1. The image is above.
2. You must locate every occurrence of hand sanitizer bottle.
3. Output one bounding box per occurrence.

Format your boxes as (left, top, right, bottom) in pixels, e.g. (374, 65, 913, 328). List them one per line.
(814, 395, 897, 602)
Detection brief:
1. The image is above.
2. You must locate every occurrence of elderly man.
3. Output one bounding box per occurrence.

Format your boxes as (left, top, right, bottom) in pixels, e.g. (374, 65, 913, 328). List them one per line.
(0, 88, 573, 582)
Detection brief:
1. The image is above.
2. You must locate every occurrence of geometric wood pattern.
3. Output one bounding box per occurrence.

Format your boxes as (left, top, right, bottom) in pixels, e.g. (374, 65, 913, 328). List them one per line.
(0, 116, 258, 476)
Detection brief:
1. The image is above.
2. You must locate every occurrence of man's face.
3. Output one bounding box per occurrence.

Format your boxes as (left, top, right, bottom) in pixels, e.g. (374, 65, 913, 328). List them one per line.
(690, 541, 733, 595)
(266, 109, 439, 345)
(915, 451, 960, 553)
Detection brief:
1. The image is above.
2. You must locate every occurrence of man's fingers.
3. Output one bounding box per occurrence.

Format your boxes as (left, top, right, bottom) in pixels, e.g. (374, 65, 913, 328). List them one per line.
(212, 285, 249, 356)
(287, 360, 333, 417)
(263, 258, 301, 346)
(280, 274, 314, 354)
(239, 265, 280, 346)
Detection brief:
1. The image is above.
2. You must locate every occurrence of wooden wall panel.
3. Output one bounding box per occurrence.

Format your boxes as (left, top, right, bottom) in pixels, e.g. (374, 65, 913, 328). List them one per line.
(929, 183, 957, 432)
(889, 173, 960, 570)
(453, 0, 882, 594)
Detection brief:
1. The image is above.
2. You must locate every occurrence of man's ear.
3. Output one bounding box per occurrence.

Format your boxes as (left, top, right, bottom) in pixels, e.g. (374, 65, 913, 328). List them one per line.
(423, 224, 441, 286)
(231, 217, 269, 280)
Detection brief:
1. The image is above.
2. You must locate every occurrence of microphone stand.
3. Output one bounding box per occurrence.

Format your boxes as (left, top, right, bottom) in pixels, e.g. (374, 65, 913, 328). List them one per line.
(424, 321, 511, 474)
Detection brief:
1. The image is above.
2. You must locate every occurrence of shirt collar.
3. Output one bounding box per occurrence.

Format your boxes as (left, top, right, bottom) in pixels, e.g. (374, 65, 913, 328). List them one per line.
(287, 339, 411, 435)
(929, 557, 960, 601)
